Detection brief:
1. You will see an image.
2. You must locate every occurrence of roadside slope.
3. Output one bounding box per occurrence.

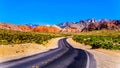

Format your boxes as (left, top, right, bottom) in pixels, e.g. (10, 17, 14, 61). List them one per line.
(67, 38, 120, 68)
(0, 37, 63, 63)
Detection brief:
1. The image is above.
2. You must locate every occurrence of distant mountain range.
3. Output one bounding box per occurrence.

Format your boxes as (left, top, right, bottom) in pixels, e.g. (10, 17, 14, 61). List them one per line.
(25, 23, 39, 28)
(0, 18, 120, 33)
(57, 18, 120, 32)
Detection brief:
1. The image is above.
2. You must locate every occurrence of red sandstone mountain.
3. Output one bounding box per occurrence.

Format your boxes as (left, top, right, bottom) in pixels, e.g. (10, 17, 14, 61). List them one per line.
(33, 26, 61, 33)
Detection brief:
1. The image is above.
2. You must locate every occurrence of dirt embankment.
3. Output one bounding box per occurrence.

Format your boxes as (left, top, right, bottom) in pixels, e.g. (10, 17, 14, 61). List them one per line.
(0, 37, 63, 63)
(67, 38, 120, 68)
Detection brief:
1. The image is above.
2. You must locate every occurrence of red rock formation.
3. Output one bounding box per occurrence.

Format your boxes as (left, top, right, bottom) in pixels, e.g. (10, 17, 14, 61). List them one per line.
(33, 26, 60, 33)
(18, 25, 32, 32)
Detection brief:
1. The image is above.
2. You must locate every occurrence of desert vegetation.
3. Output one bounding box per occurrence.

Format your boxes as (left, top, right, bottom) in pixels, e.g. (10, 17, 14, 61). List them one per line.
(0, 29, 61, 45)
(73, 30, 120, 50)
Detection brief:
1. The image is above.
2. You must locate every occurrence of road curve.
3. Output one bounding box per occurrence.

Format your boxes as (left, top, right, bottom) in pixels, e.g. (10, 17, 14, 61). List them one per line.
(0, 38, 96, 68)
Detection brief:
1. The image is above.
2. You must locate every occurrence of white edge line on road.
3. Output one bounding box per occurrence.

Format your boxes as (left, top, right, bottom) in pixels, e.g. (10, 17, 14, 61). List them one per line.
(85, 51, 90, 68)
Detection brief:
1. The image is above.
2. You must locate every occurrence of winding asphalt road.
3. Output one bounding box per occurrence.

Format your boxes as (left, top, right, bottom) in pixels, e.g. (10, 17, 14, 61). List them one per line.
(0, 38, 96, 68)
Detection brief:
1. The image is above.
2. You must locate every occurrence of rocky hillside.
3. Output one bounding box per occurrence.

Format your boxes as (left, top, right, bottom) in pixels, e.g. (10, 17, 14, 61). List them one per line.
(0, 22, 22, 31)
(82, 19, 120, 32)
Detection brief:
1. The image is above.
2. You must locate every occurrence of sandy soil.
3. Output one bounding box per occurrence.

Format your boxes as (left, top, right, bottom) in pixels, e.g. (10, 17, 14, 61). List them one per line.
(67, 38, 120, 68)
(0, 37, 62, 63)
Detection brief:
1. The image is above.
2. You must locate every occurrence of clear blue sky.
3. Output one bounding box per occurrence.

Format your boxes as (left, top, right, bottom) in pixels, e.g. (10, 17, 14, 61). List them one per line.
(0, 0, 120, 25)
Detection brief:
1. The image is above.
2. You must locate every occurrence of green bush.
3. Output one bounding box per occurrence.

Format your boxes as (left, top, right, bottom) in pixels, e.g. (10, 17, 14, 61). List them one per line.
(0, 40, 8, 45)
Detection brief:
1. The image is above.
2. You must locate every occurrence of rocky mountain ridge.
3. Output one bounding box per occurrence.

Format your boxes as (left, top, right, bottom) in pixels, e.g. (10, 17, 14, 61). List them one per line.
(57, 18, 120, 32)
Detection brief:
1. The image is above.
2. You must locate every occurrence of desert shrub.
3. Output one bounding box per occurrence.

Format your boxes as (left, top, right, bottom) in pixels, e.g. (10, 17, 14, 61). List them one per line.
(0, 29, 60, 45)
(73, 35, 120, 50)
